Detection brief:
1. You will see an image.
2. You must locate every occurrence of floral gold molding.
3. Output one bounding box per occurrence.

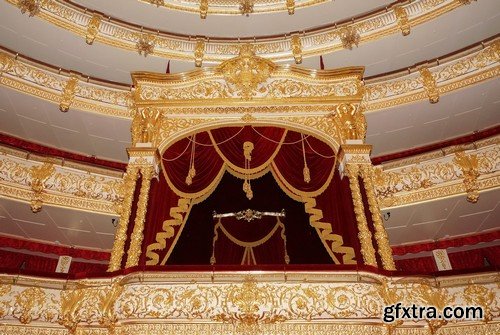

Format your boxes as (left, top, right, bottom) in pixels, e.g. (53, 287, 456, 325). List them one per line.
(0, 145, 123, 214)
(0, 270, 497, 334)
(0, 39, 500, 118)
(141, 0, 325, 16)
(1, 39, 498, 119)
(6, 0, 466, 63)
(374, 135, 500, 208)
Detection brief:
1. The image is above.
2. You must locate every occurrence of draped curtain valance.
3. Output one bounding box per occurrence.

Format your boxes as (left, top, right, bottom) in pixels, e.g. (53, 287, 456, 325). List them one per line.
(143, 126, 360, 267)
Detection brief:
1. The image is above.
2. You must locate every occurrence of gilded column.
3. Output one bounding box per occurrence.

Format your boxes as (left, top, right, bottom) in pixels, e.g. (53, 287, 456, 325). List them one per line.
(125, 166, 154, 268)
(345, 164, 377, 267)
(108, 165, 139, 272)
(360, 165, 396, 270)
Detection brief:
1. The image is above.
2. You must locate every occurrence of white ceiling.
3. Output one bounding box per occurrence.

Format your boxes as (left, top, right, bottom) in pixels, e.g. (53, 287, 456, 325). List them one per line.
(0, 0, 498, 82)
(0, 197, 117, 251)
(384, 188, 500, 246)
(367, 77, 500, 156)
(72, 0, 390, 37)
(0, 86, 131, 162)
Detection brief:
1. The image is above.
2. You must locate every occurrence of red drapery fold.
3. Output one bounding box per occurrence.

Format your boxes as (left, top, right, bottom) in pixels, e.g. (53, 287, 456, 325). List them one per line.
(392, 230, 500, 255)
(0, 235, 109, 261)
(0, 249, 108, 274)
(395, 245, 500, 272)
(142, 126, 353, 266)
(211, 215, 287, 265)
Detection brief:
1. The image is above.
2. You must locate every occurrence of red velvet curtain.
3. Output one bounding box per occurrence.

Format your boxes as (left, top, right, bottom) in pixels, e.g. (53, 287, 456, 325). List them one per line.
(0, 236, 109, 261)
(0, 249, 107, 274)
(392, 230, 500, 255)
(395, 245, 500, 272)
(141, 126, 357, 267)
(212, 215, 287, 265)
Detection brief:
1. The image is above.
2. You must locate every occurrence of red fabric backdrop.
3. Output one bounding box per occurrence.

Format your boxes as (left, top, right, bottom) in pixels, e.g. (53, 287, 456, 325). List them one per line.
(142, 126, 358, 266)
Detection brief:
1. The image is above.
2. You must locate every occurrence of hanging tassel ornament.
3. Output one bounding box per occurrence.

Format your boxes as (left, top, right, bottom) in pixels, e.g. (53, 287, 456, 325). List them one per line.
(243, 141, 254, 200)
(301, 134, 311, 183)
(185, 135, 196, 185)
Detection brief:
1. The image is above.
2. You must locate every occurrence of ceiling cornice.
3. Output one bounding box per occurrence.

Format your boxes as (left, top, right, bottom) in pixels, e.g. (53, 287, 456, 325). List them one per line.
(0, 144, 123, 214)
(6, 0, 466, 63)
(1, 38, 497, 117)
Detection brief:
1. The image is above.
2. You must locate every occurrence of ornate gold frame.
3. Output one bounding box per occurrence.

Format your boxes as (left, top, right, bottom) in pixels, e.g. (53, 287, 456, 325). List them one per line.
(6, 0, 467, 63)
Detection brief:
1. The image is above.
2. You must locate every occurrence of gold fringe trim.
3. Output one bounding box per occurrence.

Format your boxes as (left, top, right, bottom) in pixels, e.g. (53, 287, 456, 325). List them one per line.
(145, 197, 192, 265)
(303, 197, 357, 265)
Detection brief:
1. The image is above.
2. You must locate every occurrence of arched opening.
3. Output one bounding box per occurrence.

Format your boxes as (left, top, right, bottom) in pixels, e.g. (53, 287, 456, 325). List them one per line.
(138, 126, 362, 267)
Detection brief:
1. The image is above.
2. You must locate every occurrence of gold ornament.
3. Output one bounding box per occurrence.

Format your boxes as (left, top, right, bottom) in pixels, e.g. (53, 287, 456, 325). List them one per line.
(150, 0, 165, 6)
(131, 108, 162, 145)
(126, 166, 155, 268)
(200, 0, 208, 18)
(419, 67, 439, 103)
(360, 165, 396, 270)
(194, 38, 206, 67)
(85, 13, 102, 45)
(29, 162, 55, 213)
(394, 5, 411, 36)
(136, 33, 156, 57)
(239, 0, 254, 16)
(108, 166, 139, 272)
(345, 164, 377, 267)
(339, 26, 360, 50)
(286, 0, 295, 15)
(219, 44, 275, 99)
(453, 151, 480, 203)
(17, 0, 43, 17)
(59, 74, 79, 112)
(290, 34, 302, 64)
(333, 103, 366, 142)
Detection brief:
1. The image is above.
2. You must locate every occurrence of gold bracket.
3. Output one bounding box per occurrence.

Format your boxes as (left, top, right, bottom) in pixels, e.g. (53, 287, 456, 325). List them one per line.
(29, 162, 55, 213)
(453, 151, 480, 203)
(394, 5, 411, 36)
(200, 0, 208, 19)
(290, 34, 302, 64)
(85, 13, 102, 45)
(59, 74, 79, 112)
(194, 38, 206, 67)
(419, 67, 439, 103)
(286, 0, 295, 15)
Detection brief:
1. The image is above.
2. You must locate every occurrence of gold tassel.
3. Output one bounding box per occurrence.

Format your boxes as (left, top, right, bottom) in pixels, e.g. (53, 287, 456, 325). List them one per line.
(301, 134, 311, 183)
(185, 135, 196, 185)
(185, 167, 196, 185)
(243, 180, 253, 200)
(303, 165, 311, 183)
(242, 141, 254, 200)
